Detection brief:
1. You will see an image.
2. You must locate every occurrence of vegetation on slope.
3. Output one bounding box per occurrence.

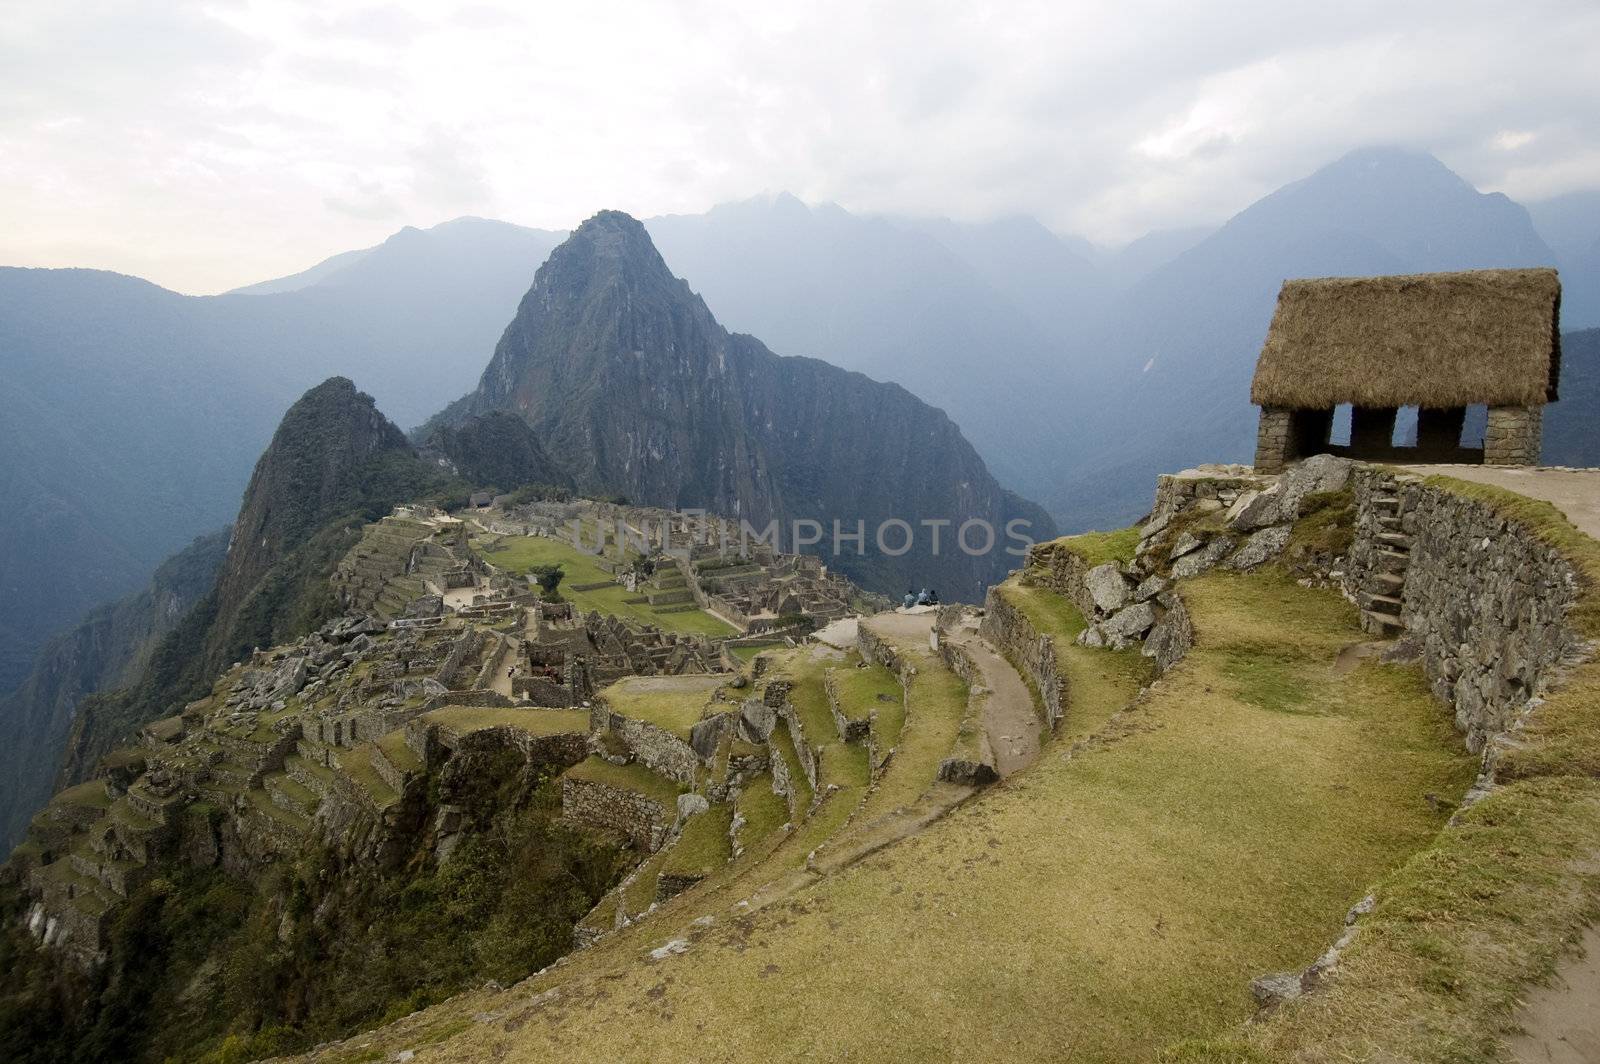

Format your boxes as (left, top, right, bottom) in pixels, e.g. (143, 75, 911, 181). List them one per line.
(284, 570, 1474, 1063)
(1173, 478, 1600, 1063)
(0, 763, 628, 1064)
(471, 533, 735, 636)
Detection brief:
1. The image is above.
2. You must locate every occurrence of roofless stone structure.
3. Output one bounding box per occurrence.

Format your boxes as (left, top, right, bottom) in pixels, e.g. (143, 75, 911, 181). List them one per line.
(1250, 268, 1562, 472)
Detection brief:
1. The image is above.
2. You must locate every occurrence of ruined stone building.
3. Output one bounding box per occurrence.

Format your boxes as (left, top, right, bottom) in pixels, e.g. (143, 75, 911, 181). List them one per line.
(1251, 268, 1562, 472)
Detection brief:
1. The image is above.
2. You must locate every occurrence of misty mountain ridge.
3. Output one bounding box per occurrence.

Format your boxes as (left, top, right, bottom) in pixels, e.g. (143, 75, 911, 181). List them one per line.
(3, 143, 1596, 698)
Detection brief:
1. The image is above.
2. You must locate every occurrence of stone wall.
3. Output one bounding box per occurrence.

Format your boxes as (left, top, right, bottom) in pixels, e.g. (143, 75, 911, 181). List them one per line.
(979, 589, 1064, 730)
(561, 776, 670, 851)
(1020, 541, 1096, 619)
(607, 713, 701, 786)
(1346, 469, 1586, 752)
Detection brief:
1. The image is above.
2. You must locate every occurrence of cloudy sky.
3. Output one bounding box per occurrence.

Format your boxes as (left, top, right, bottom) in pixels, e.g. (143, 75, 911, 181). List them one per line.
(3, 0, 1599, 294)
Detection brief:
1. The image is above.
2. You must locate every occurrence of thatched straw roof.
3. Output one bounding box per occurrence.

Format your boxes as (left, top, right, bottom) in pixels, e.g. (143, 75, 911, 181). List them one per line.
(1251, 268, 1561, 409)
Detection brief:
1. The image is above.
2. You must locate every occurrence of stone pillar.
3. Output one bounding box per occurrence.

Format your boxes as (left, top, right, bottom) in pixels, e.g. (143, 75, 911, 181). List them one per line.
(1484, 405, 1543, 466)
(1350, 406, 1398, 455)
(1254, 407, 1292, 474)
(1416, 407, 1468, 460)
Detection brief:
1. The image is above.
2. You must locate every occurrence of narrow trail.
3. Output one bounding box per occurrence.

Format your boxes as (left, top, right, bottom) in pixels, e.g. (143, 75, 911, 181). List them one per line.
(1510, 923, 1600, 1064)
(946, 628, 1041, 776)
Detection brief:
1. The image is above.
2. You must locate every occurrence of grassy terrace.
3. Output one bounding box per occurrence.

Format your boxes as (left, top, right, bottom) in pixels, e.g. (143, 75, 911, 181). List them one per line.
(565, 756, 684, 806)
(50, 781, 111, 811)
(600, 675, 722, 740)
(995, 578, 1153, 741)
(422, 706, 590, 738)
(734, 774, 790, 846)
(828, 654, 902, 724)
(1039, 525, 1141, 567)
(662, 805, 734, 879)
(322, 569, 1479, 1064)
(335, 745, 398, 810)
(469, 533, 735, 637)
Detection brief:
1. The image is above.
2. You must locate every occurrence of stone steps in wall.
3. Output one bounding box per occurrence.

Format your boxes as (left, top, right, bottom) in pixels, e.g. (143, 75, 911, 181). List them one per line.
(1375, 532, 1413, 550)
(1367, 571, 1406, 591)
(1373, 548, 1412, 573)
(1360, 609, 1405, 635)
(1359, 592, 1404, 616)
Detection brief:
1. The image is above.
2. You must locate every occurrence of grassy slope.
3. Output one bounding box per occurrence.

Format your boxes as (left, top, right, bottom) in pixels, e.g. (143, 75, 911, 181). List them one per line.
(600, 676, 722, 740)
(469, 534, 735, 637)
(421, 706, 590, 738)
(306, 570, 1474, 1063)
(1184, 476, 1600, 1064)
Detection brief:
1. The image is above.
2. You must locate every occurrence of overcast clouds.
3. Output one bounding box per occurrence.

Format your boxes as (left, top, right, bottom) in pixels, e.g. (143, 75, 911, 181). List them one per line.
(3, 0, 1598, 294)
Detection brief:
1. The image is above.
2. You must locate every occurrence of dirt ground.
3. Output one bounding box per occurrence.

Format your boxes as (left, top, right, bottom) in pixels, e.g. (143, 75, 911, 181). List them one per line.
(1509, 924, 1600, 1063)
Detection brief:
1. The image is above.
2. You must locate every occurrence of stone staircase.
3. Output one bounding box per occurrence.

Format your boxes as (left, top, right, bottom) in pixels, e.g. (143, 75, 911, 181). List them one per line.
(1359, 491, 1410, 635)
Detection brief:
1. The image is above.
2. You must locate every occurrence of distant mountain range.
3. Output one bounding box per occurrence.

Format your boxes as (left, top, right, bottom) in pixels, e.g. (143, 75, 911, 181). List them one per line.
(2, 145, 1597, 705)
(0, 219, 562, 692)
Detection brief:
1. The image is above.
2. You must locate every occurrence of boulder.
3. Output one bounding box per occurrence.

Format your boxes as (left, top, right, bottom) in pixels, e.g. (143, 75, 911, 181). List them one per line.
(1168, 532, 1205, 560)
(1075, 624, 1107, 649)
(1132, 574, 1171, 602)
(1229, 525, 1293, 570)
(1171, 536, 1236, 579)
(1228, 487, 1286, 532)
(1250, 972, 1304, 1008)
(676, 793, 709, 821)
(1101, 602, 1157, 650)
(739, 698, 777, 742)
(1084, 563, 1132, 613)
(1142, 599, 1193, 672)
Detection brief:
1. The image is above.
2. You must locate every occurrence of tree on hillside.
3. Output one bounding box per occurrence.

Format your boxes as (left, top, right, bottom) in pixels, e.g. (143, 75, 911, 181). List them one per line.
(529, 564, 565, 600)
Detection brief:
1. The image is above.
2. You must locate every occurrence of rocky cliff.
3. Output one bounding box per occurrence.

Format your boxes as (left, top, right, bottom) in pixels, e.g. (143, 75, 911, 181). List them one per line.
(420, 409, 573, 494)
(53, 379, 464, 790)
(0, 530, 229, 850)
(443, 210, 1054, 599)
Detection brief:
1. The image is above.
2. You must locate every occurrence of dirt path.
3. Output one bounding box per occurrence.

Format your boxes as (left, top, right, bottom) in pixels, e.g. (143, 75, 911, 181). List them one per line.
(1400, 465, 1600, 539)
(863, 609, 1041, 777)
(946, 629, 1041, 776)
(1509, 924, 1600, 1063)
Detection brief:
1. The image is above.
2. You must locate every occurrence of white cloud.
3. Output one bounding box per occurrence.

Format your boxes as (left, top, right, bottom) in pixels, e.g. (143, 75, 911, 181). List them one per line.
(2, 0, 1599, 293)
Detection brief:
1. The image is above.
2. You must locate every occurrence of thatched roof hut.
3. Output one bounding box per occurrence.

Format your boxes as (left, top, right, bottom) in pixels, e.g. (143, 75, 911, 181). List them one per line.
(1250, 268, 1561, 409)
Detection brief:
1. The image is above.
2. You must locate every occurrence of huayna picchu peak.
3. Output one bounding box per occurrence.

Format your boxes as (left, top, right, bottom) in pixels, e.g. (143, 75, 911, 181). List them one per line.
(439, 210, 1055, 601)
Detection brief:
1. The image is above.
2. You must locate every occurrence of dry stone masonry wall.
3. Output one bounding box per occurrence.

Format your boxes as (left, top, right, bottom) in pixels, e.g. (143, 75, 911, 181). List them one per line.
(1346, 468, 1587, 753)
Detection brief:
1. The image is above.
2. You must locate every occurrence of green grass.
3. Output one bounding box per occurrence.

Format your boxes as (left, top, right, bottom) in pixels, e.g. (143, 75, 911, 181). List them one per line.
(422, 706, 590, 739)
(600, 676, 721, 740)
(768, 721, 813, 813)
(470, 534, 735, 637)
(565, 756, 684, 806)
(829, 655, 902, 724)
(335, 745, 399, 810)
(375, 729, 423, 774)
(50, 781, 111, 811)
(662, 805, 734, 878)
(368, 570, 1475, 1064)
(1047, 526, 1142, 567)
(862, 661, 966, 814)
(735, 775, 791, 846)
